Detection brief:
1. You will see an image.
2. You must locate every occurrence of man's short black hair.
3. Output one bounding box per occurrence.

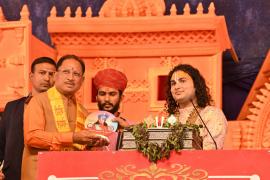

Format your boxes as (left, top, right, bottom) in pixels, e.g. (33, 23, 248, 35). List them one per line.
(31, 57, 56, 73)
(56, 54, 85, 74)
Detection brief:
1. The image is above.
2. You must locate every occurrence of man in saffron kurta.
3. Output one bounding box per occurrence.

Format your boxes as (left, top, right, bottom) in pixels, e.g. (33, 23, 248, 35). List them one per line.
(22, 55, 108, 180)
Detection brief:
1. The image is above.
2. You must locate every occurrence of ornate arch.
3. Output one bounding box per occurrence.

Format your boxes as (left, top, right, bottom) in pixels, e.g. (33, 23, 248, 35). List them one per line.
(242, 81, 270, 148)
(237, 50, 270, 149)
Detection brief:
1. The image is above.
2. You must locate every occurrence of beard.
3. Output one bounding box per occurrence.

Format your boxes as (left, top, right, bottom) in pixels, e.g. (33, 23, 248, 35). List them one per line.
(98, 101, 120, 114)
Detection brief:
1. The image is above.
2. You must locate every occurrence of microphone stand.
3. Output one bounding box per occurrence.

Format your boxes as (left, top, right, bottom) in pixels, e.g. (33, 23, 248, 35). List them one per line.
(190, 100, 218, 150)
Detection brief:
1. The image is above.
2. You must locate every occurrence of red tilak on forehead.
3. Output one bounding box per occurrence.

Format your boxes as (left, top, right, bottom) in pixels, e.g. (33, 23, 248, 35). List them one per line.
(172, 71, 192, 80)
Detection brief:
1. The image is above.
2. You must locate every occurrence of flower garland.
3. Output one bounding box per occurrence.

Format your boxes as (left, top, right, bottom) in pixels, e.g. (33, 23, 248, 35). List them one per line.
(131, 122, 202, 163)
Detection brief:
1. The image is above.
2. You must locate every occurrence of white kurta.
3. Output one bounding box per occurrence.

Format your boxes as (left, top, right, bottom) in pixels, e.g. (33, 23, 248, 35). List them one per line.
(178, 106, 227, 150)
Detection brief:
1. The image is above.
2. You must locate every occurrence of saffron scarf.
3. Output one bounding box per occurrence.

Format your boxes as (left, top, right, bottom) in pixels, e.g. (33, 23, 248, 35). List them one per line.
(48, 87, 86, 150)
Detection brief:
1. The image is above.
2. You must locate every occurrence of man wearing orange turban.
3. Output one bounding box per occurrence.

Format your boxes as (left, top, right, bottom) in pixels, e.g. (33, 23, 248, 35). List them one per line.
(93, 68, 130, 130)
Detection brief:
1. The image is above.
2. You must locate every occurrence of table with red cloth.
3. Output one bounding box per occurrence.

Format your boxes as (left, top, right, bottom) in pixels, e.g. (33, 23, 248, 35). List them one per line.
(38, 150, 269, 180)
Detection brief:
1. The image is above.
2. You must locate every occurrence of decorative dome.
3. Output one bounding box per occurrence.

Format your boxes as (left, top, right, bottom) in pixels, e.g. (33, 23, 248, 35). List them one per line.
(100, 0, 165, 17)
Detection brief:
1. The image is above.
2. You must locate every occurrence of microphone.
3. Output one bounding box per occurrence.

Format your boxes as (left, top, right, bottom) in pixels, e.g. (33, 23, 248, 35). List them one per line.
(190, 100, 218, 150)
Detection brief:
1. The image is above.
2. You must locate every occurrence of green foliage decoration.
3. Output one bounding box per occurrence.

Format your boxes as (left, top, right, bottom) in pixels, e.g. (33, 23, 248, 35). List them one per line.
(131, 122, 202, 163)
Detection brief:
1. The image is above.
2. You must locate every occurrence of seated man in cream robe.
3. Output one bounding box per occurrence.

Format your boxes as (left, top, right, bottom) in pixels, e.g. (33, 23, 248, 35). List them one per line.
(165, 64, 227, 150)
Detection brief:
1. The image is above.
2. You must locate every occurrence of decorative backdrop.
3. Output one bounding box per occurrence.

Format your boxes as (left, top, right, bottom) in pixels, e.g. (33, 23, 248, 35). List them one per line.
(0, 0, 269, 119)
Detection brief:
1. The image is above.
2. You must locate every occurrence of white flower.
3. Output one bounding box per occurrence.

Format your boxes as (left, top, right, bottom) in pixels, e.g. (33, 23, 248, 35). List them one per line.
(167, 115, 177, 125)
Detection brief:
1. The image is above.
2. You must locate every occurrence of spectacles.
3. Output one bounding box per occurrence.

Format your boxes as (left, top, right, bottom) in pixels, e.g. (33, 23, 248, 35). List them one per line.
(58, 68, 82, 79)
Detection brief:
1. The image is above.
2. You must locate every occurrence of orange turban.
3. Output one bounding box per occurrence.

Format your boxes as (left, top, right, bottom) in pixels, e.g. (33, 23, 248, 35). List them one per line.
(93, 68, 128, 91)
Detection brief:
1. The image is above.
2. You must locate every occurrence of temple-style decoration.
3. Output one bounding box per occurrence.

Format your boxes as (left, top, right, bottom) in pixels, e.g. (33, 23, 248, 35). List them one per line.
(0, 5, 57, 110)
(99, 0, 165, 17)
(47, 1, 236, 121)
(1, 2, 269, 149)
(0, 7, 5, 22)
(221, 51, 270, 150)
(234, 50, 270, 149)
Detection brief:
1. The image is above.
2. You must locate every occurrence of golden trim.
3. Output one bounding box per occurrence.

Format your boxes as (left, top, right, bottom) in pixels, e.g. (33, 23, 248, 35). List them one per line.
(99, 163, 208, 179)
